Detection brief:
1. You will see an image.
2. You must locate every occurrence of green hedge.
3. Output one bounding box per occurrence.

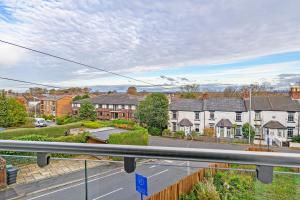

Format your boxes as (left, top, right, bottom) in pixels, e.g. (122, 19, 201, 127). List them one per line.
(292, 135, 300, 143)
(0, 122, 83, 139)
(108, 128, 148, 146)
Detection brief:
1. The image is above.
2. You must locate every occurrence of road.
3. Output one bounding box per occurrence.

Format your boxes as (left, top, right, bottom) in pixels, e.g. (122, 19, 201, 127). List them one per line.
(149, 136, 300, 153)
(1, 160, 208, 200)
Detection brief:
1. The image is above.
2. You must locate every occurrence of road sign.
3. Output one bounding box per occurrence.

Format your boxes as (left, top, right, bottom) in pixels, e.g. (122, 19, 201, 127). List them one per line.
(135, 173, 148, 196)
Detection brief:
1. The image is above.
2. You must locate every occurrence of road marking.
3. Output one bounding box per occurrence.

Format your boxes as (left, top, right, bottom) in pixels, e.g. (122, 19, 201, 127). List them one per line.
(93, 188, 123, 200)
(149, 165, 156, 168)
(148, 169, 169, 178)
(25, 171, 124, 200)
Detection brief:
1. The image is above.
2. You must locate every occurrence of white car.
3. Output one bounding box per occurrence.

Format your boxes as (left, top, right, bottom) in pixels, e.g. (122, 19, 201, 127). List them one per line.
(34, 118, 48, 127)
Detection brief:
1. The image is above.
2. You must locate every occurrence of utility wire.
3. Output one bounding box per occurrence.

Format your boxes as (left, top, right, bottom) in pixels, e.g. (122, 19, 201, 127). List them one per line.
(0, 39, 163, 87)
(0, 76, 62, 89)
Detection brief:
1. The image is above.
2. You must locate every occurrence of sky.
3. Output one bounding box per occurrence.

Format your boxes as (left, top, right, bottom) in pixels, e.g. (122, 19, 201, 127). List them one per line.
(0, 0, 300, 92)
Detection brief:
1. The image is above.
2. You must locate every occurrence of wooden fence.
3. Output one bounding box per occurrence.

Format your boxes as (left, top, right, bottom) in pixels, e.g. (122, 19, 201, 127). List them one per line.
(146, 163, 229, 200)
(0, 157, 6, 188)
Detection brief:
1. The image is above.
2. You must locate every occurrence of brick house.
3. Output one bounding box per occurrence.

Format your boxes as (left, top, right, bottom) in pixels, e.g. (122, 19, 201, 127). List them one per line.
(72, 94, 143, 120)
(40, 95, 72, 117)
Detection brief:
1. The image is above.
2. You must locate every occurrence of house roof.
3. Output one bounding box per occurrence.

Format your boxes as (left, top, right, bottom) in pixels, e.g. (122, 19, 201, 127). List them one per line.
(204, 98, 246, 112)
(216, 119, 233, 128)
(169, 98, 203, 111)
(263, 120, 286, 129)
(88, 127, 127, 142)
(179, 118, 193, 127)
(40, 95, 68, 101)
(75, 94, 143, 105)
(245, 96, 300, 111)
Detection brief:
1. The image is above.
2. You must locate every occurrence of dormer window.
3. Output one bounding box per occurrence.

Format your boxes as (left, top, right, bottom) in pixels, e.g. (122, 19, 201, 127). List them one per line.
(235, 112, 242, 122)
(209, 111, 215, 120)
(255, 111, 261, 120)
(172, 111, 177, 119)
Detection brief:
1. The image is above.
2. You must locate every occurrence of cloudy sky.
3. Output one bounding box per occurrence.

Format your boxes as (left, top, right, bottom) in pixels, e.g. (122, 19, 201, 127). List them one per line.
(0, 0, 300, 91)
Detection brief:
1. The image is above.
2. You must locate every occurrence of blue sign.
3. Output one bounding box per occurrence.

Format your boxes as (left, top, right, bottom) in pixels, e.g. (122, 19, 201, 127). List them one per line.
(135, 173, 148, 196)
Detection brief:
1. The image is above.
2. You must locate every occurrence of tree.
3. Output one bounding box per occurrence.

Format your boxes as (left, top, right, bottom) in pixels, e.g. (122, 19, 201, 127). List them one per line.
(242, 123, 255, 139)
(180, 84, 200, 99)
(135, 93, 169, 132)
(79, 101, 97, 121)
(0, 93, 28, 127)
(127, 86, 137, 95)
(223, 86, 237, 97)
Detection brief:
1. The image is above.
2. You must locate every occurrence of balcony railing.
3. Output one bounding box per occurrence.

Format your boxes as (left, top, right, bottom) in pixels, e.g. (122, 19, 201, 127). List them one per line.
(0, 140, 300, 199)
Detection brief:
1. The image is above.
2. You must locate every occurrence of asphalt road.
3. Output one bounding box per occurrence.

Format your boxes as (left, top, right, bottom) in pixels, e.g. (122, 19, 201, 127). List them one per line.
(149, 136, 300, 153)
(1, 160, 208, 200)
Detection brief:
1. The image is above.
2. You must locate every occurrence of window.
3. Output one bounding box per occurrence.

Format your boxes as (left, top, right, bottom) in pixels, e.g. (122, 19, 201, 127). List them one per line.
(195, 112, 200, 120)
(287, 127, 294, 138)
(172, 111, 177, 119)
(255, 111, 261, 120)
(129, 105, 132, 110)
(99, 104, 102, 108)
(122, 113, 125, 117)
(106, 104, 109, 109)
(235, 112, 242, 122)
(98, 112, 103, 116)
(209, 111, 214, 120)
(227, 129, 231, 137)
(172, 122, 176, 132)
(288, 112, 295, 122)
(236, 126, 242, 136)
(195, 124, 200, 132)
(122, 105, 125, 109)
(209, 123, 214, 128)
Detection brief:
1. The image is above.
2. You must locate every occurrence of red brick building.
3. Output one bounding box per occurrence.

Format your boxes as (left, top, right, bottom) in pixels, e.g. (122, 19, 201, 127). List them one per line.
(72, 94, 143, 120)
(40, 95, 73, 117)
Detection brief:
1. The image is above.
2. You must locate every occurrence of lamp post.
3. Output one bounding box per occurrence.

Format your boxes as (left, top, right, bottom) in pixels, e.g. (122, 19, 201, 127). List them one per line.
(249, 87, 252, 144)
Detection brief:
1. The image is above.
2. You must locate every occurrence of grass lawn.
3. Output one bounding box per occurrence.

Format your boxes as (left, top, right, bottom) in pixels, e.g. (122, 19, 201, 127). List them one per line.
(0, 122, 83, 139)
(254, 171, 300, 200)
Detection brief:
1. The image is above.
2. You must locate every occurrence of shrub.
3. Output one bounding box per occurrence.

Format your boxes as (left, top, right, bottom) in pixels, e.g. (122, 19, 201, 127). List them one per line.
(41, 114, 55, 121)
(108, 128, 148, 145)
(191, 131, 199, 138)
(292, 135, 300, 143)
(82, 121, 101, 129)
(114, 123, 134, 130)
(56, 116, 79, 125)
(112, 119, 135, 126)
(203, 127, 215, 137)
(174, 131, 185, 139)
(148, 127, 162, 136)
(181, 178, 220, 200)
(162, 129, 172, 136)
(20, 117, 35, 128)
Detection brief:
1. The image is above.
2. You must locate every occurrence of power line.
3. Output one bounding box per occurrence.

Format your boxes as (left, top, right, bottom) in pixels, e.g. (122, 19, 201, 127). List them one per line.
(0, 76, 62, 89)
(0, 39, 162, 87)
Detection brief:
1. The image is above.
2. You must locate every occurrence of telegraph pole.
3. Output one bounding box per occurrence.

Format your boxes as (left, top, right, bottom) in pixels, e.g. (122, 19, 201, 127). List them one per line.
(249, 87, 252, 144)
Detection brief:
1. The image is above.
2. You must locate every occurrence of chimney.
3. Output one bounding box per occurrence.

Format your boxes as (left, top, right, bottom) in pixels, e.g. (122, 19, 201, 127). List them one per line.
(290, 85, 300, 100)
(202, 93, 209, 100)
(242, 90, 250, 99)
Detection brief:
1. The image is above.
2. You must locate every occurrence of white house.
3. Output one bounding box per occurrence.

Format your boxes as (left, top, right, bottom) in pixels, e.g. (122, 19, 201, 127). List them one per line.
(168, 86, 300, 146)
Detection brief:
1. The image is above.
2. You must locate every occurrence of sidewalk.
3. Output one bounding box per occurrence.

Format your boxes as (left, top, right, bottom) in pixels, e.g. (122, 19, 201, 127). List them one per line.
(16, 156, 106, 184)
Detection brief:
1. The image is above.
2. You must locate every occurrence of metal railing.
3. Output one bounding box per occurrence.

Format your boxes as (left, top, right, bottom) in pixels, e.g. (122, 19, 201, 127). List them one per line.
(1, 139, 300, 183)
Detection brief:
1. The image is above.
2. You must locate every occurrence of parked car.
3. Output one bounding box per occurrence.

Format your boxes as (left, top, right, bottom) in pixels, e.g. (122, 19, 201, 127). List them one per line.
(34, 118, 48, 127)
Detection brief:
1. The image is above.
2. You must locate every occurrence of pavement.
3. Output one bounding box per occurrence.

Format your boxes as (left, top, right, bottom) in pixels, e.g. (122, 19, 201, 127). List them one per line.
(149, 136, 300, 153)
(0, 160, 208, 200)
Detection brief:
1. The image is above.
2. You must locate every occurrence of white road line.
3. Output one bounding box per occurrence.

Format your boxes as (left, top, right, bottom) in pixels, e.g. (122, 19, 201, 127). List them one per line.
(149, 165, 156, 168)
(93, 188, 124, 200)
(148, 169, 169, 179)
(26, 171, 124, 200)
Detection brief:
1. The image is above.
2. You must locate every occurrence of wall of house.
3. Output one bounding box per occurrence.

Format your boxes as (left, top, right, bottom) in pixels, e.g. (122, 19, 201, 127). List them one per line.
(56, 96, 73, 117)
(168, 111, 205, 133)
(250, 110, 299, 138)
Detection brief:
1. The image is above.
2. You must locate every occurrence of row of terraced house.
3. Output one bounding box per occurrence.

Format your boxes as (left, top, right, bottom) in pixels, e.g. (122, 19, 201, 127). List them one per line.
(169, 86, 300, 147)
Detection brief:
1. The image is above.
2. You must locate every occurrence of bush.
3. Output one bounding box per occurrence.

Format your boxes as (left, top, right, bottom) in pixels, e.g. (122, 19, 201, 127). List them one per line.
(292, 135, 300, 143)
(203, 127, 215, 137)
(112, 119, 135, 126)
(174, 131, 185, 139)
(181, 178, 220, 200)
(108, 127, 148, 145)
(191, 131, 199, 138)
(41, 114, 55, 121)
(148, 127, 162, 136)
(56, 116, 80, 125)
(162, 129, 172, 136)
(82, 121, 101, 129)
(20, 117, 35, 128)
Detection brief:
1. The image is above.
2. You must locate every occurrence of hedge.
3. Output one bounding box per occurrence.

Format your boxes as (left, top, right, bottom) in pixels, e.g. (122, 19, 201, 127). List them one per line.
(108, 128, 148, 146)
(0, 122, 83, 139)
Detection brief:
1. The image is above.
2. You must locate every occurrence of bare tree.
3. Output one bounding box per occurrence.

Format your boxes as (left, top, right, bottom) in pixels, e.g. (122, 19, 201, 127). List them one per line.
(223, 86, 237, 97)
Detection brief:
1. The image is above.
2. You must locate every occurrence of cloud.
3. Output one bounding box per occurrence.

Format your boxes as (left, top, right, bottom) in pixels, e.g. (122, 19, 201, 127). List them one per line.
(1, 0, 300, 88)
